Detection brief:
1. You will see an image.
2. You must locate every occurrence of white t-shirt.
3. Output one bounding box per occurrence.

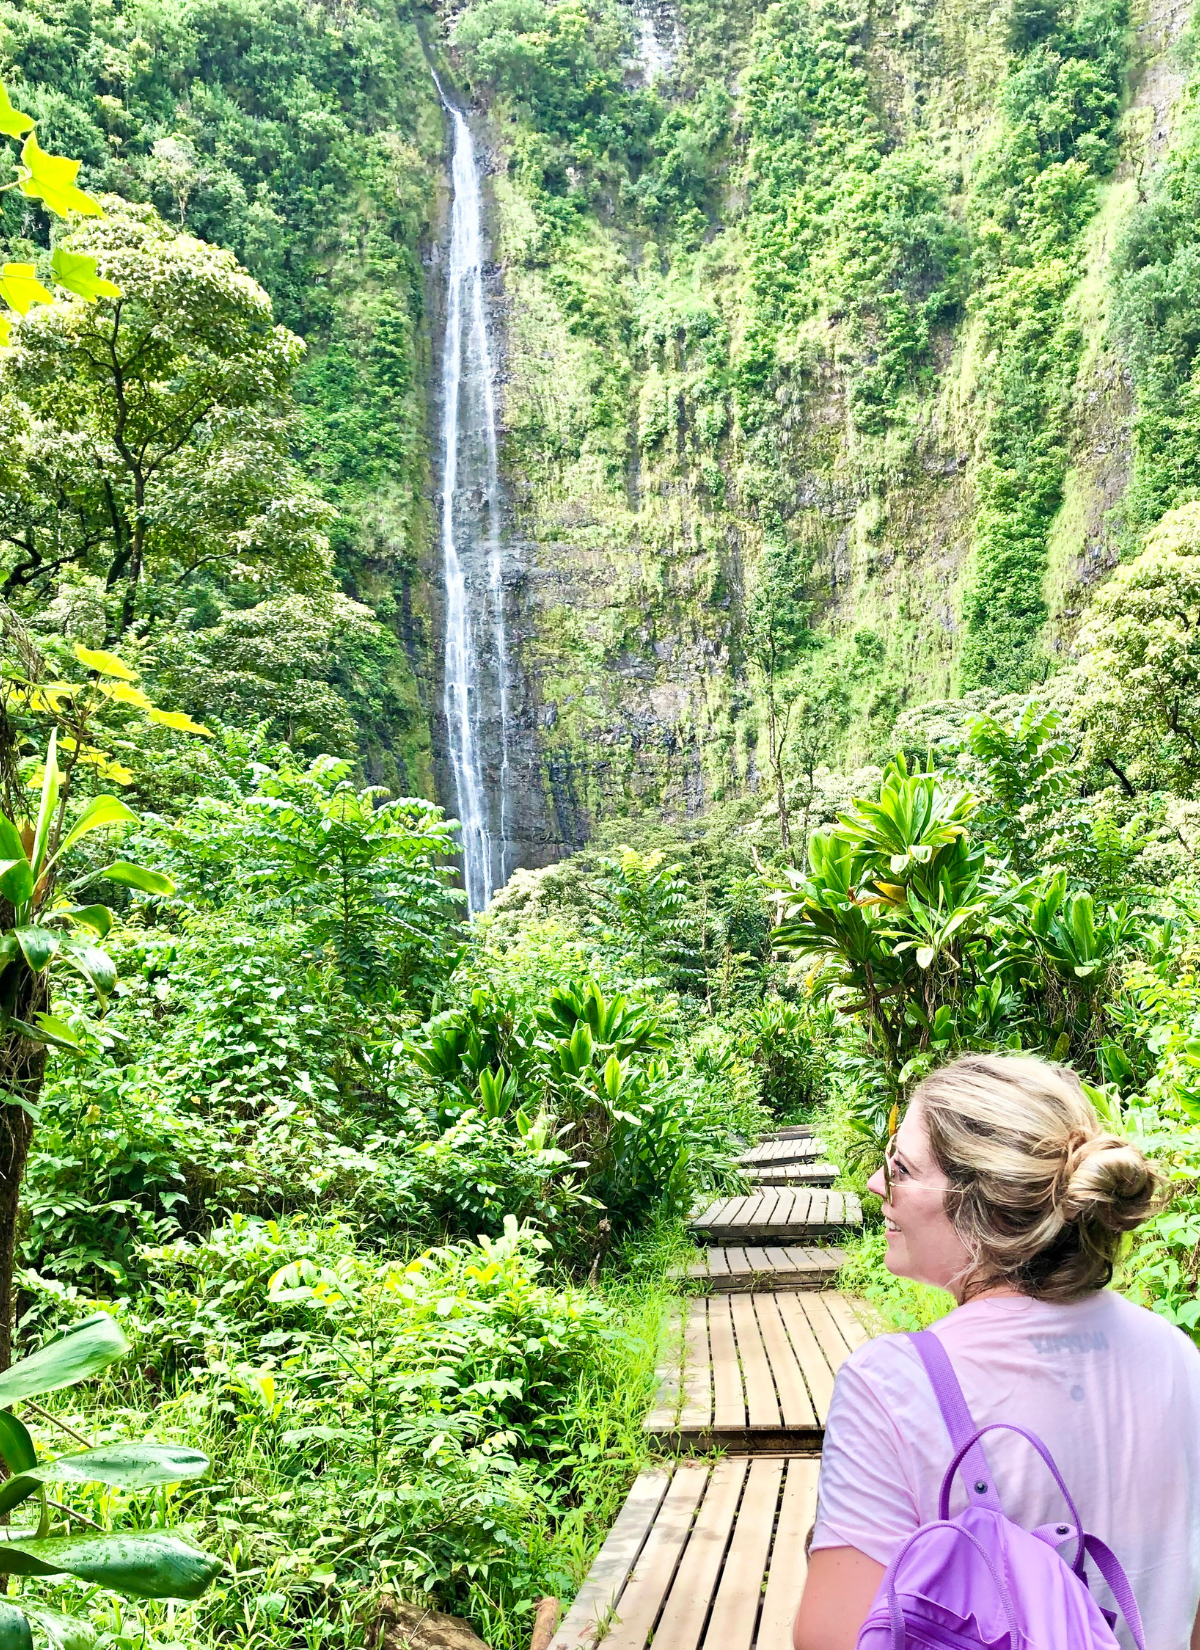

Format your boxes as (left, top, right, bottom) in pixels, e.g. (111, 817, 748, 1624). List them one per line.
(813, 1290, 1200, 1650)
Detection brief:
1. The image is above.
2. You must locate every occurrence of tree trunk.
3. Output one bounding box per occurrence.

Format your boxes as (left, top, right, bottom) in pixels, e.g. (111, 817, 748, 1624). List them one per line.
(0, 1098, 34, 1371)
(0, 1007, 48, 1370)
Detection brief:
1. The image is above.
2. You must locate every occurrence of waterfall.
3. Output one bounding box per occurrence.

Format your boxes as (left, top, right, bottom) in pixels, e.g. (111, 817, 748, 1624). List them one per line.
(434, 75, 512, 915)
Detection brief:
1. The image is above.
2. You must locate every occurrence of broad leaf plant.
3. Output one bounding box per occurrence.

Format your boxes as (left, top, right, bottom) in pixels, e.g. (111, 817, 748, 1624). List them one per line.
(0, 1312, 219, 1645)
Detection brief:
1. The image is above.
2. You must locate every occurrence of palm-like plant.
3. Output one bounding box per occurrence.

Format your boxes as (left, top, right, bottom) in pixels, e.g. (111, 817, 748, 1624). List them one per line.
(774, 757, 989, 1064)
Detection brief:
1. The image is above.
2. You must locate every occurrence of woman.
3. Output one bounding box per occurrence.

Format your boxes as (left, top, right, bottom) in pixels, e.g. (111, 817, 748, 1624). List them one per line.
(793, 1053, 1200, 1650)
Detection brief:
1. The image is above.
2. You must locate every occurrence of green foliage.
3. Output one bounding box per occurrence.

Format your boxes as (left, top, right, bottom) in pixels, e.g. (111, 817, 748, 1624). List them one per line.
(739, 0, 967, 434)
(1080, 502, 1200, 796)
(774, 753, 1139, 1115)
(1112, 78, 1200, 535)
(959, 0, 1129, 690)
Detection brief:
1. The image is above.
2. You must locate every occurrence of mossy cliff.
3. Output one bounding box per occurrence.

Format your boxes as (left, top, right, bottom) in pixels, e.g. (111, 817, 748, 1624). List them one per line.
(420, 0, 1199, 865)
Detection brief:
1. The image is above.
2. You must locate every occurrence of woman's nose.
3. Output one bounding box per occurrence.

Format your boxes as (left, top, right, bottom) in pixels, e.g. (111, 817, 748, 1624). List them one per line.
(866, 1166, 886, 1199)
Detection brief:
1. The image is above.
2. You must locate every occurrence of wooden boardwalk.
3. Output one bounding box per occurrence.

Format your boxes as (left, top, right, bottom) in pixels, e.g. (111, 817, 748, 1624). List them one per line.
(671, 1244, 845, 1292)
(688, 1187, 862, 1243)
(645, 1291, 869, 1450)
(738, 1137, 822, 1167)
(748, 1162, 837, 1186)
(547, 1457, 819, 1650)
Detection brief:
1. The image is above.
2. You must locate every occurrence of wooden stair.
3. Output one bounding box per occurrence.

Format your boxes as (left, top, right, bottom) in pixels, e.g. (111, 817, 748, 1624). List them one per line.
(747, 1162, 838, 1186)
(546, 1457, 819, 1650)
(687, 1187, 862, 1243)
(671, 1243, 846, 1292)
(737, 1137, 823, 1167)
(644, 1291, 869, 1450)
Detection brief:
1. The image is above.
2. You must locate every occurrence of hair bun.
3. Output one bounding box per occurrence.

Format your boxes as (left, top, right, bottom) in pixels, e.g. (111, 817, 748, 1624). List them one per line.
(1062, 1134, 1160, 1231)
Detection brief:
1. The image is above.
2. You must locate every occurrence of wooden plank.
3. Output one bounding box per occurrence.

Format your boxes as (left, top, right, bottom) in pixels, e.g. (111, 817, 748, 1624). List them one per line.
(753, 1291, 817, 1428)
(738, 1138, 821, 1166)
(679, 1300, 712, 1430)
(730, 1292, 780, 1428)
(775, 1291, 836, 1422)
(725, 1246, 750, 1273)
(743, 1246, 773, 1272)
(749, 1164, 838, 1186)
(758, 1458, 820, 1649)
(823, 1292, 871, 1352)
(652, 1459, 747, 1650)
(707, 1247, 729, 1276)
(547, 1468, 672, 1650)
(804, 1291, 857, 1380)
(767, 1125, 815, 1139)
(702, 1458, 785, 1650)
(708, 1296, 745, 1429)
(605, 1466, 709, 1650)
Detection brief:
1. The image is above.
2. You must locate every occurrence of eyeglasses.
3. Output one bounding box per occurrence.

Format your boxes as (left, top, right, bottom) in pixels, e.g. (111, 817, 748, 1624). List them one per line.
(881, 1102, 900, 1201)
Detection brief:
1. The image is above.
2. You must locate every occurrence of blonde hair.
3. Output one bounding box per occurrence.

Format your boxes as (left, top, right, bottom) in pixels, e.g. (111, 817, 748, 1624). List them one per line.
(913, 1054, 1160, 1301)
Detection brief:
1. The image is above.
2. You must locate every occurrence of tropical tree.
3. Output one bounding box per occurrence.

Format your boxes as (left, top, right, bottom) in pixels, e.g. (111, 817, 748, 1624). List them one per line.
(163, 755, 462, 999)
(0, 201, 333, 629)
(1080, 501, 1200, 796)
(595, 844, 694, 981)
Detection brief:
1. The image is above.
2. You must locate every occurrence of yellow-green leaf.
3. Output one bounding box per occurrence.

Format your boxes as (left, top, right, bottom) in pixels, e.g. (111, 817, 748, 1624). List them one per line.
(147, 707, 213, 737)
(0, 264, 53, 317)
(50, 249, 120, 303)
(72, 644, 136, 681)
(0, 83, 34, 139)
(17, 134, 104, 219)
(99, 681, 153, 711)
(0, 314, 10, 349)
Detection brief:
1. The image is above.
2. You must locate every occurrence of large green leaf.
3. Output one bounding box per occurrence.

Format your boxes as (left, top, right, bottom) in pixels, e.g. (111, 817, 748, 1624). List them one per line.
(0, 816, 25, 866)
(0, 1314, 128, 1407)
(17, 136, 104, 219)
(0, 1603, 32, 1650)
(30, 730, 59, 879)
(0, 1443, 208, 1519)
(0, 1411, 35, 1476)
(13, 928, 56, 972)
(54, 797, 138, 863)
(59, 939, 115, 1000)
(0, 84, 34, 139)
(50, 251, 120, 305)
(65, 905, 113, 939)
(55, 1441, 209, 1489)
(0, 265, 53, 318)
(92, 863, 173, 897)
(25, 1610, 94, 1650)
(0, 1529, 220, 1598)
(0, 860, 33, 906)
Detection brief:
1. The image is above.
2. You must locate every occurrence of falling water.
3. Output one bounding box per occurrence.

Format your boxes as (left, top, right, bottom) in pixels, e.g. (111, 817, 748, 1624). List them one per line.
(434, 75, 512, 914)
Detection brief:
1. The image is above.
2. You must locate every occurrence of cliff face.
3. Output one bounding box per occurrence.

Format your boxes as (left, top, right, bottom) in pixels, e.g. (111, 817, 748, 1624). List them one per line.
(418, 0, 1197, 870)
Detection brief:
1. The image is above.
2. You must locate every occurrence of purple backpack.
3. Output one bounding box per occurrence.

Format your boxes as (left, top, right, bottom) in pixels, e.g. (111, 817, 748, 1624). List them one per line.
(855, 1331, 1147, 1650)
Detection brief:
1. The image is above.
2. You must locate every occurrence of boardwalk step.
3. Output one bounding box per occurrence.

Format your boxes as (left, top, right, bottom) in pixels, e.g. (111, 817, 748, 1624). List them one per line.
(669, 1244, 846, 1292)
(687, 1187, 863, 1243)
(766, 1125, 815, 1140)
(547, 1456, 819, 1650)
(644, 1291, 870, 1451)
(738, 1137, 823, 1167)
(747, 1162, 838, 1187)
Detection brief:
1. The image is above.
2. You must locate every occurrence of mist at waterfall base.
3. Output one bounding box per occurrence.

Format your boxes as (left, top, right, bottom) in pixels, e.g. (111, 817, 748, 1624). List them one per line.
(434, 78, 513, 916)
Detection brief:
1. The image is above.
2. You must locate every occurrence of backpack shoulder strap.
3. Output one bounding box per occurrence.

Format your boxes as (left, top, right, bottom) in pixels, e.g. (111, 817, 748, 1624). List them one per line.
(908, 1330, 1003, 1512)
